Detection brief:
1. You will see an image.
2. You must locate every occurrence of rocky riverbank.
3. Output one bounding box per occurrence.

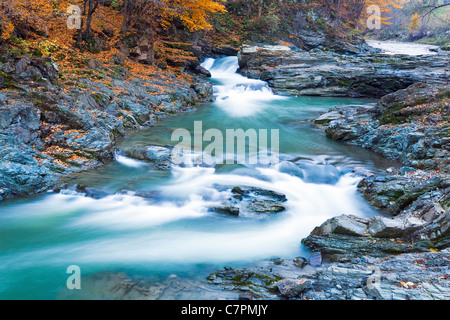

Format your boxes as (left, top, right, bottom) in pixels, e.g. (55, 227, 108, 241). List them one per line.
(237, 43, 449, 98)
(65, 247, 449, 300)
(0, 55, 214, 202)
(191, 44, 450, 300)
(274, 81, 450, 300)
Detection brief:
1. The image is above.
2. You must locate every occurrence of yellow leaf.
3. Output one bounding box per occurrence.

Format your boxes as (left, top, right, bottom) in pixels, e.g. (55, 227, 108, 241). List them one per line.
(429, 248, 438, 252)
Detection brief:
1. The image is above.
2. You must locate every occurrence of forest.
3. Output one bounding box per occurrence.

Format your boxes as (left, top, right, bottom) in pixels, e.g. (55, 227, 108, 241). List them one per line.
(1, 0, 448, 71)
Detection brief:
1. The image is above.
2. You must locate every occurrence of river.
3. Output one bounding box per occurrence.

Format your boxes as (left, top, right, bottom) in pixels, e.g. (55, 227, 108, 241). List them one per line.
(0, 56, 399, 299)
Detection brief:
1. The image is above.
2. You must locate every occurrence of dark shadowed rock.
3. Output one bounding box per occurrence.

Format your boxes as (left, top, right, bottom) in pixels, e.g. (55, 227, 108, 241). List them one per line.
(210, 205, 240, 216)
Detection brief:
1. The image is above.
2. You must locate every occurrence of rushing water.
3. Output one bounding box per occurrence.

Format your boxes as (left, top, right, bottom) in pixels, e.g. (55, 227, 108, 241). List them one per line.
(0, 57, 399, 299)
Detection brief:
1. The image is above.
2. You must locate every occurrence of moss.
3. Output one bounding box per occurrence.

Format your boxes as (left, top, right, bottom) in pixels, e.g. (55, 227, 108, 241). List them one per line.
(336, 79, 352, 87)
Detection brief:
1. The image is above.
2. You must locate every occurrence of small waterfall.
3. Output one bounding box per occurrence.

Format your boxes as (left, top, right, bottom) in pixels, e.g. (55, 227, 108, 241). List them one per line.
(201, 57, 287, 117)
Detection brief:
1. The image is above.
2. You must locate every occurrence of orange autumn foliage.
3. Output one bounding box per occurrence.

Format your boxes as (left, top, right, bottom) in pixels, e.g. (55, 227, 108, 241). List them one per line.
(0, 0, 70, 40)
(364, 0, 410, 25)
(161, 0, 226, 32)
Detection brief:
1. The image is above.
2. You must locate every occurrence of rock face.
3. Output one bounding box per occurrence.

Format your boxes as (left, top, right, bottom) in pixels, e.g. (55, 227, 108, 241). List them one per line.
(0, 56, 214, 201)
(315, 83, 450, 171)
(306, 82, 450, 265)
(301, 214, 441, 262)
(207, 249, 450, 300)
(237, 44, 449, 98)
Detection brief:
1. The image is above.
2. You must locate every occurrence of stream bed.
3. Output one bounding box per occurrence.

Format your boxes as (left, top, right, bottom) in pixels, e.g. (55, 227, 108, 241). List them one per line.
(0, 57, 401, 299)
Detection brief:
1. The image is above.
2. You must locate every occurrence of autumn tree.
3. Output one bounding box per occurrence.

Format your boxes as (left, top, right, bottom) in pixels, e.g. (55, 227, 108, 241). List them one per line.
(408, 11, 420, 31)
(0, 0, 69, 41)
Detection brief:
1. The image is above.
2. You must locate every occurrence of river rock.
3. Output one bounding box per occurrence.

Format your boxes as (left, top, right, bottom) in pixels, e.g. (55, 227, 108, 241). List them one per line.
(231, 186, 287, 202)
(247, 199, 286, 213)
(238, 44, 449, 98)
(210, 205, 240, 216)
(293, 256, 308, 268)
(311, 215, 370, 237)
(368, 216, 425, 238)
(275, 278, 313, 298)
(302, 213, 439, 261)
(207, 248, 450, 300)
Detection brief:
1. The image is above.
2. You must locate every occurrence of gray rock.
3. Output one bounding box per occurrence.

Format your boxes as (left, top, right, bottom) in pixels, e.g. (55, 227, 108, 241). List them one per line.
(293, 256, 308, 268)
(208, 249, 450, 300)
(210, 205, 239, 216)
(275, 279, 313, 298)
(15, 57, 30, 75)
(0, 92, 8, 105)
(238, 45, 450, 98)
(311, 215, 370, 237)
(368, 216, 425, 238)
(247, 200, 286, 213)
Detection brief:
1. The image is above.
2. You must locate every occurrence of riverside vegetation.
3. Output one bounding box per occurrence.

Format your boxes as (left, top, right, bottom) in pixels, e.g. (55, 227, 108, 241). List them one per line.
(0, 0, 449, 300)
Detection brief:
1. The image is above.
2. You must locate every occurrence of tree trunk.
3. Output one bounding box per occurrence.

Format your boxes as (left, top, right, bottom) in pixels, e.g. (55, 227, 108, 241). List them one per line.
(76, 0, 87, 47)
(122, 0, 128, 33)
(85, 0, 98, 38)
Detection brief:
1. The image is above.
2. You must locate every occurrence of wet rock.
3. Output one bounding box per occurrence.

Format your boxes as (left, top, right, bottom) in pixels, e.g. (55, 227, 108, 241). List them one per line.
(248, 200, 285, 213)
(210, 205, 240, 216)
(190, 81, 214, 102)
(207, 267, 281, 299)
(231, 186, 287, 202)
(357, 173, 444, 216)
(75, 184, 111, 199)
(213, 46, 239, 57)
(0, 92, 8, 105)
(293, 256, 308, 268)
(120, 145, 173, 170)
(184, 59, 211, 77)
(275, 279, 313, 298)
(399, 166, 415, 175)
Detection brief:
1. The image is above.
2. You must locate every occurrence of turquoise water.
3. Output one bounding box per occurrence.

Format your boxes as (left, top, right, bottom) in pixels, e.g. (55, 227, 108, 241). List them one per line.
(0, 57, 397, 299)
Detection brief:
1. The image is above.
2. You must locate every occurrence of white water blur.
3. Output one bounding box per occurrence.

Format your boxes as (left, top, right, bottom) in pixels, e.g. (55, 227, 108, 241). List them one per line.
(366, 40, 439, 56)
(114, 151, 148, 168)
(201, 57, 287, 117)
(0, 164, 377, 268)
